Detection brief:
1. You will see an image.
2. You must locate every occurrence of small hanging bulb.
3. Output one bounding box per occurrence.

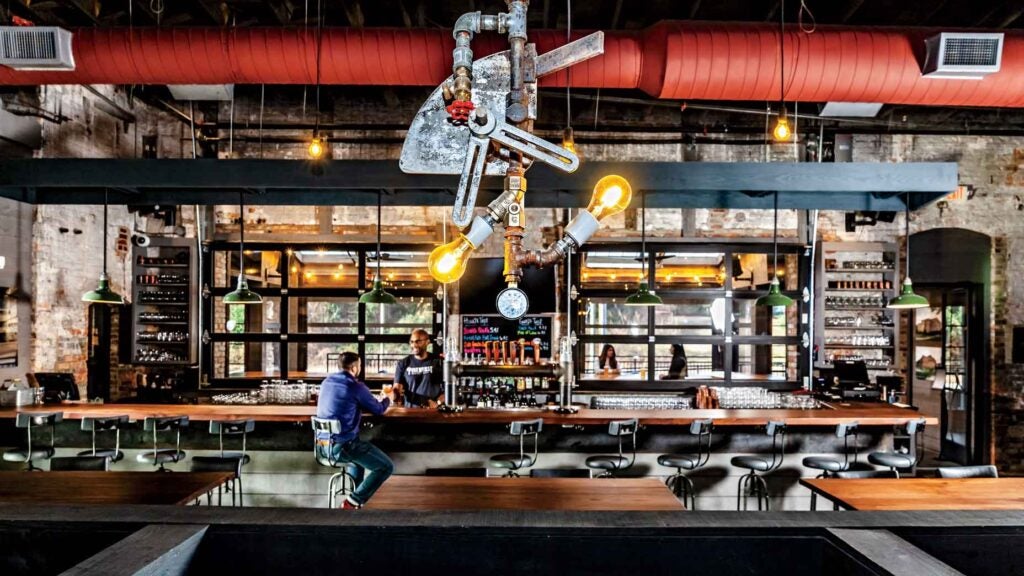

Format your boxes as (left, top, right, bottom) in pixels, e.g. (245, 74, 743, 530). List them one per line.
(772, 106, 792, 142)
(561, 127, 580, 158)
(308, 133, 325, 159)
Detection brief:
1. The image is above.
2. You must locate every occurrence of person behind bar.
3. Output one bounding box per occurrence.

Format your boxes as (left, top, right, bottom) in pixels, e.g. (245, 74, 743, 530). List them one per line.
(598, 344, 620, 374)
(316, 351, 394, 509)
(394, 328, 444, 408)
(661, 343, 688, 380)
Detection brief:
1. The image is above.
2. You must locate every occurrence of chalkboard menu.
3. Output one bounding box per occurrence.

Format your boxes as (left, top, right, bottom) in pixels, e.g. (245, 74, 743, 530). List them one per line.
(461, 315, 552, 358)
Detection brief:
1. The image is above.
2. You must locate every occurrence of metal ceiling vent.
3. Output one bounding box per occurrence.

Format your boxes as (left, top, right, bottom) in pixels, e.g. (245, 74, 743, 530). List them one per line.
(0, 26, 74, 71)
(923, 32, 1003, 79)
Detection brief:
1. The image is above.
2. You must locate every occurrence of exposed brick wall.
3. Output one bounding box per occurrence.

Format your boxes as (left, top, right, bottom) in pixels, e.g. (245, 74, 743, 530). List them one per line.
(26, 84, 1024, 469)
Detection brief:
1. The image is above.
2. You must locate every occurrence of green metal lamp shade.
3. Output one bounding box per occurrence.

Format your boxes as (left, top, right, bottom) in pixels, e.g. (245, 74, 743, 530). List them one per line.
(224, 274, 264, 305)
(81, 273, 125, 305)
(359, 276, 397, 305)
(624, 281, 663, 306)
(755, 278, 794, 308)
(887, 278, 930, 309)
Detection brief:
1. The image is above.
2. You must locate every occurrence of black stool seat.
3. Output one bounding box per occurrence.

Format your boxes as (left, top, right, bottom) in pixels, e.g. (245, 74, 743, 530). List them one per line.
(731, 455, 773, 472)
(937, 465, 998, 479)
(802, 456, 849, 473)
(77, 448, 125, 462)
(657, 454, 701, 469)
(868, 452, 915, 469)
(3, 447, 55, 462)
(489, 454, 536, 469)
(50, 456, 109, 471)
(191, 456, 243, 474)
(219, 451, 252, 465)
(137, 449, 186, 465)
(585, 455, 631, 471)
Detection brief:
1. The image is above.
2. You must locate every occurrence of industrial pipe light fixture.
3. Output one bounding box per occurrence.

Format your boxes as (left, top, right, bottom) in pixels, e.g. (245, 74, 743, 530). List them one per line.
(404, 1, 612, 320)
(223, 191, 263, 305)
(82, 189, 125, 305)
(887, 192, 929, 310)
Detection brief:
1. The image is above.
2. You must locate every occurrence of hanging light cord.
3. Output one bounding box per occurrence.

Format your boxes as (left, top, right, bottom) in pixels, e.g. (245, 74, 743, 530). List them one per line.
(239, 191, 245, 269)
(904, 192, 910, 279)
(376, 191, 383, 277)
(779, 0, 785, 108)
(566, 0, 572, 131)
(772, 191, 779, 277)
(641, 191, 647, 282)
(102, 189, 109, 276)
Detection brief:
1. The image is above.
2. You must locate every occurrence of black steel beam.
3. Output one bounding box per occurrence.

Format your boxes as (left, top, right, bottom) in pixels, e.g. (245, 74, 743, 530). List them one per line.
(0, 159, 955, 210)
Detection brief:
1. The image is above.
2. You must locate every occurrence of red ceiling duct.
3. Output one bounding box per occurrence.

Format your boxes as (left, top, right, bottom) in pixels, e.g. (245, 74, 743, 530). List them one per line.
(642, 22, 1024, 107)
(0, 23, 1021, 107)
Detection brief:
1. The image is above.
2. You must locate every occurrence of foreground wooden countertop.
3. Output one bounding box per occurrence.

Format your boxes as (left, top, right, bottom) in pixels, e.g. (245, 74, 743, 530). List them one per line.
(800, 478, 1024, 511)
(0, 401, 934, 427)
(0, 471, 234, 506)
(366, 476, 684, 511)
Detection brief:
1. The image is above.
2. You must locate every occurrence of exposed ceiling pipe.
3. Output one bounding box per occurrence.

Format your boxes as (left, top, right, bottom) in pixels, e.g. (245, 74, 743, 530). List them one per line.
(0, 23, 1021, 107)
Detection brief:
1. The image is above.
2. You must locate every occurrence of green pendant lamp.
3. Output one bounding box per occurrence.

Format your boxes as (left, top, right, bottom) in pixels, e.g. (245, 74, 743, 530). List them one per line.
(224, 191, 263, 305)
(625, 190, 663, 306)
(360, 191, 397, 305)
(887, 192, 929, 310)
(756, 191, 794, 308)
(82, 190, 125, 305)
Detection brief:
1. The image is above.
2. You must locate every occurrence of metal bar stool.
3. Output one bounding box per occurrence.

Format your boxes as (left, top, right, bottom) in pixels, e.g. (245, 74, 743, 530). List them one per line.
(803, 421, 859, 510)
(191, 456, 244, 506)
(489, 418, 543, 477)
(311, 416, 358, 508)
(867, 418, 926, 478)
(730, 421, 786, 511)
(136, 416, 188, 471)
(658, 418, 713, 509)
(77, 415, 129, 464)
(586, 418, 639, 478)
(50, 456, 109, 471)
(209, 419, 255, 465)
(3, 412, 63, 471)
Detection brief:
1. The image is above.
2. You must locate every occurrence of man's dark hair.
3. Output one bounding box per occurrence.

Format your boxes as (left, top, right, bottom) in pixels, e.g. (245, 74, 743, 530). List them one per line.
(341, 351, 361, 372)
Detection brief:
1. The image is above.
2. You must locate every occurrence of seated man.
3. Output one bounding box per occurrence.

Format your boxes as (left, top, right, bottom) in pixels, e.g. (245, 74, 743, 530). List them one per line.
(316, 351, 395, 509)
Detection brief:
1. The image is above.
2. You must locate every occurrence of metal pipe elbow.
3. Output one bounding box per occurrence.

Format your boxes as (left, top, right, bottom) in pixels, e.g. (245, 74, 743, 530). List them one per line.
(453, 11, 482, 38)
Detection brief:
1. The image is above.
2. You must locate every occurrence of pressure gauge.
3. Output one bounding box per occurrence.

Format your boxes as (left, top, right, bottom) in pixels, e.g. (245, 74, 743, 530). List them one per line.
(496, 287, 530, 320)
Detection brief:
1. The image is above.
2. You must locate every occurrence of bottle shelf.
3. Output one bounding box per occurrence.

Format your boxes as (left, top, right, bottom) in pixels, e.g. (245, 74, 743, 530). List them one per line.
(824, 344, 894, 349)
(132, 241, 197, 368)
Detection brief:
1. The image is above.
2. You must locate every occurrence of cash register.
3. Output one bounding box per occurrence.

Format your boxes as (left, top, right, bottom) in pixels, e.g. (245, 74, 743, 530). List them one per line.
(821, 360, 882, 401)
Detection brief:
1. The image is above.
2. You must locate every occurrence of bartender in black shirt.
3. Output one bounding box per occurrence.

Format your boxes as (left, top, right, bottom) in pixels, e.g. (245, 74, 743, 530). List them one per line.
(394, 329, 444, 408)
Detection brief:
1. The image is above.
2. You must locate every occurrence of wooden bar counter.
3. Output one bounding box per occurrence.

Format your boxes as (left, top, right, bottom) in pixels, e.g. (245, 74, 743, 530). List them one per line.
(0, 401, 934, 427)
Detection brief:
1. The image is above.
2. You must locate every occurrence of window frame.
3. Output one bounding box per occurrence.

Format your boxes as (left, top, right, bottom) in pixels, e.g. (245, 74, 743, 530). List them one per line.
(572, 240, 807, 391)
(203, 242, 442, 387)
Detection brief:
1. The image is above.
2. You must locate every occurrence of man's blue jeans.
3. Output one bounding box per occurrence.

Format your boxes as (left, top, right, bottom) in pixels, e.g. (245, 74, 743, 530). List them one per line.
(330, 438, 394, 505)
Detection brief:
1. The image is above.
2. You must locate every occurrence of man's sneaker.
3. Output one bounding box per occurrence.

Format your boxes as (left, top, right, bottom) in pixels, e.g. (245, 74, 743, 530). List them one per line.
(341, 497, 362, 510)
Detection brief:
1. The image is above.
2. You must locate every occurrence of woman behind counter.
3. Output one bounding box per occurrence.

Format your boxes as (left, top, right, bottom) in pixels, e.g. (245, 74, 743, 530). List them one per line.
(598, 344, 620, 374)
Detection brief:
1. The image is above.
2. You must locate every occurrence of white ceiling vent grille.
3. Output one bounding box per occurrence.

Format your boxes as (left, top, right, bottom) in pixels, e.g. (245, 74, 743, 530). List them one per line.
(0, 26, 74, 71)
(923, 32, 1003, 79)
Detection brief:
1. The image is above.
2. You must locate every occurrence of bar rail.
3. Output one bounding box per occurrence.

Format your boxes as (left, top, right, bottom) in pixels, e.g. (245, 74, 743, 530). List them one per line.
(0, 402, 935, 427)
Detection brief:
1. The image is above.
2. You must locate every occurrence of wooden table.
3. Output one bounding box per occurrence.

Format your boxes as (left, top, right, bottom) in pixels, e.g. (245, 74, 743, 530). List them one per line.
(0, 402, 935, 427)
(0, 471, 235, 506)
(800, 478, 1024, 511)
(364, 476, 685, 511)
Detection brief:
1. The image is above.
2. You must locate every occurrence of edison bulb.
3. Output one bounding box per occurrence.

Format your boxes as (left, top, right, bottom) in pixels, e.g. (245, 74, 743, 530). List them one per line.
(587, 175, 632, 221)
(427, 236, 475, 284)
(561, 127, 579, 158)
(308, 136, 325, 159)
(772, 108, 791, 142)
